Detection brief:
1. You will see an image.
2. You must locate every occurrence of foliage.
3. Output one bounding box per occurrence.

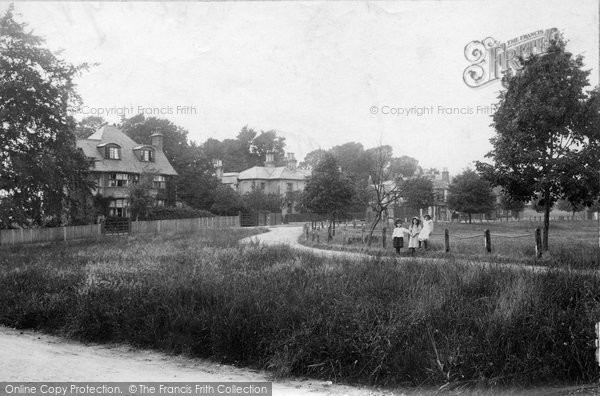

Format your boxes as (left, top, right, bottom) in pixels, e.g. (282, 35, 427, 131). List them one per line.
(128, 172, 156, 221)
(499, 191, 525, 215)
(399, 177, 435, 213)
(1, 232, 600, 387)
(75, 116, 105, 139)
(144, 206, 214, 220)
(447, 169, 495, 223)
(210, 184, 244, 216)
(0, 7, 94, 228)
(301, 153, 354, 220)
(242, 189, 283, 213)
(476, 38, 600, 250)
(201, 126, 287, 172)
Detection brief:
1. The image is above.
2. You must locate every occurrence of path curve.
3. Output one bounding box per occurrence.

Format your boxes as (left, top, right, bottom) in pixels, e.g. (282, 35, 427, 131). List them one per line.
(240, 226, 584, 275)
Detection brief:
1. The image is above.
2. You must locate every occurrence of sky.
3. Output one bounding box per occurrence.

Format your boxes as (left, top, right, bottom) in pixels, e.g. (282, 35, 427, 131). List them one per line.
(4, 1, 599, 174)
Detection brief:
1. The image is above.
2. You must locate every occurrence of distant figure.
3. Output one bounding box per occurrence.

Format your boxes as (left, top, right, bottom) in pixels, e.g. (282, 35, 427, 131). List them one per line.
(451, 211, 460, 222)
(408, 217, 422, 256)
(419, 214, 434, 250)
(392, 219, 409, 254)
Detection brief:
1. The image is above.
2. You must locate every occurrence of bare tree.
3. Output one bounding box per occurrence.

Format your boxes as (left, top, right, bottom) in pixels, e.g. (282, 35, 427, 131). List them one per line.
(363, 145, 403, 247)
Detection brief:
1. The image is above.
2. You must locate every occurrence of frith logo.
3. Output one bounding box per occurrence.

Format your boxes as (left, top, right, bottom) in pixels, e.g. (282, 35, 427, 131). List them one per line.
(463, 28, 559, 88)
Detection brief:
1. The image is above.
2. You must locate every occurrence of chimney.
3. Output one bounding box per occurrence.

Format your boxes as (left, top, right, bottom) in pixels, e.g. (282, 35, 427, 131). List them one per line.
(285, 152, 297, 171)
(442, 167, 449, 182)
(265, 152, 275, 168)
(151, 132, 163, 151)
(213, 159, 223, 179)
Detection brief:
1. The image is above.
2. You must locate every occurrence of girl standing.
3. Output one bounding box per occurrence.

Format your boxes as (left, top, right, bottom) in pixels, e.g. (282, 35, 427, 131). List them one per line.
(419, 214, 434, 250)
(408, 217, 422, 256)
(392, 219, 409, 254)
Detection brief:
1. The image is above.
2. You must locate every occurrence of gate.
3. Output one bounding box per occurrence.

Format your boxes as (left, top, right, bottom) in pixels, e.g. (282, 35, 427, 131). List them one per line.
(104, 217, 131, 235)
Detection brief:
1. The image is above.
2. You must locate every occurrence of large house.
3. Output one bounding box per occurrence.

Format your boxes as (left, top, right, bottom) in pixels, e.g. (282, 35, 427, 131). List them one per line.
(216, 153, 310, 216)
(76, 125, 178, 217)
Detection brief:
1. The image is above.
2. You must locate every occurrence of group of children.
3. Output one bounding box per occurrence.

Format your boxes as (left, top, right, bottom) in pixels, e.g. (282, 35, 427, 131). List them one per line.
(391, 215, 434, 256)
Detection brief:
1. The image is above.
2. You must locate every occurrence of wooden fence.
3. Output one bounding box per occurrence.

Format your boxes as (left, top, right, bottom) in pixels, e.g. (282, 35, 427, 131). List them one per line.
(131, 216, 239, 234)
(0, 216, 240, 246)
(0, 223, 103, 246)
(305, 224, 543, 257)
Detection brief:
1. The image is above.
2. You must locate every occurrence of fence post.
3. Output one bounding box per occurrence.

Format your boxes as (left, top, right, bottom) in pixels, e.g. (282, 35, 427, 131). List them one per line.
(445, 228, 450, 253)
(535, 227, 542, 258)
(484, 229, 491, 253)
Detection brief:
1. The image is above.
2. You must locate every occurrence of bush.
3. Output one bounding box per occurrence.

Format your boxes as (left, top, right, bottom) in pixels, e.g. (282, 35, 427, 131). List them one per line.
(145, 207, 215, 220)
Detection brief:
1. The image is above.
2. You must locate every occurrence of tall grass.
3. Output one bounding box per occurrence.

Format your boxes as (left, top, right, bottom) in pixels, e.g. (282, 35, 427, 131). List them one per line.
(1, 229, 599, 387)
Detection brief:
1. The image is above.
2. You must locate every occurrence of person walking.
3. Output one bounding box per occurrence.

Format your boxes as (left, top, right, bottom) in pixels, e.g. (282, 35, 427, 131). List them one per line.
(408, 217, 421, 256)
(419, 214, 434, 250)
(392, 219, 409, 254)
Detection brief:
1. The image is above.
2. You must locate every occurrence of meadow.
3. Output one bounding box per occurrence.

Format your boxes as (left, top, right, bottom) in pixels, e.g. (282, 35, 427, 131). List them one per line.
(300, 220, 600, 269)
(1, 227, 600, 390)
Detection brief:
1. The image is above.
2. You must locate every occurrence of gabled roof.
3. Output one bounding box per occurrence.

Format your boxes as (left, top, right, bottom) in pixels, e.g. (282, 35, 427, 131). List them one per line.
(237, 166, 309, 181)
(76, 125, 177, 176)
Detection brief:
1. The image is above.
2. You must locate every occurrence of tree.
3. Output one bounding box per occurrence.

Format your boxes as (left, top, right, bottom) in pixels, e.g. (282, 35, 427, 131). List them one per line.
(476, 38, 600, 250)
(0, 7, 93, 228)
(302, 153, 354, 226)
(242, 189, 283, 213)
(389, 155, 422, 178)
(362, 145, 404, 246)
(556, 199, 585, 216)
(75, 116, 105, 138)
(447, 169, 496, 224)
(128, 172, 156, 221)
(299, 149, 327, 169)
(399, 177, 435, 215)
(201, 126, 288, 172)
(499, 191, 525, 220)
(210, 185, 244, 216)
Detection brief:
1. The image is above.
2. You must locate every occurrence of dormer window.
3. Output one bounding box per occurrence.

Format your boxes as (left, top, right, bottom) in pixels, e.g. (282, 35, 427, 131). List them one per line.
(107, 146, 120, 159)
(141, 149, 154, 162)
(97, 143, 121, 160)
(133, 146, 155, 162)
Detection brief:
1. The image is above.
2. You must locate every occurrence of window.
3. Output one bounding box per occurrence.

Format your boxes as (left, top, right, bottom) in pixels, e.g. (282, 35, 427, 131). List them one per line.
(156, 199, 165, 207)
(105, 146, 121, 159)
(141, 149, 154, 162)
(153, 175, 166, 189)
(108, 173, 129, 187)
(286, 183, 293, 192)
(260, 182, 265, 191)
(109, 198, 128, 217)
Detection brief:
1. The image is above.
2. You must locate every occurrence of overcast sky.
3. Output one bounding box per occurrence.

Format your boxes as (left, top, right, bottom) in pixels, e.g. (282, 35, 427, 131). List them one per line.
(5, 1, 599, 174)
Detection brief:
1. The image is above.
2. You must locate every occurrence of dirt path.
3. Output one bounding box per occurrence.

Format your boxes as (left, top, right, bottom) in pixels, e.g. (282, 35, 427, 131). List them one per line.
(0, 326, 399, 395)
(240, 226, 565, 274)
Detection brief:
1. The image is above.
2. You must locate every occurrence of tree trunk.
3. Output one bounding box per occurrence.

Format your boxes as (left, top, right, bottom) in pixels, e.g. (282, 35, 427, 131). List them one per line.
(468, 213, 472, 224)
(543, 190, 551, 251)
(367, 211, 382, 247)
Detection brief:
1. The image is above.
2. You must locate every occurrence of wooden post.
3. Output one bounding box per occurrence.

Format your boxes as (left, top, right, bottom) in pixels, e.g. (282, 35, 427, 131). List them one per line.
(382, 226, 387, 248)
(484, 229, 491, 253)
(444, 228, 450, 253)
(535, 227, 542, 258)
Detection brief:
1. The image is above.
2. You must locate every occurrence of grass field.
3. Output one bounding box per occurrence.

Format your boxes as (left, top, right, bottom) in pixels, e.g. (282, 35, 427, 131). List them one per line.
(299, 220, 600, 269)
(1, 227, 600, 389)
